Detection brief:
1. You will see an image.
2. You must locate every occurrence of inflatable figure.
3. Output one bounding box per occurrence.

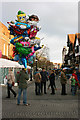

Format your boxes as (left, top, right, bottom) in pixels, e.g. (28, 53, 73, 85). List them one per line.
(17, 10, 26, 23)
(7, 22, 31, 45)
(7, 10, 31, 45)
(20, 41, 30, 47)
(15, 42, 32, 57)
(13, 54, 27, 69)
(28, 15, 41, 39)
(7, 11, 43, 70)
(26, 45, 35, 59)
(28, 54, 36, 64)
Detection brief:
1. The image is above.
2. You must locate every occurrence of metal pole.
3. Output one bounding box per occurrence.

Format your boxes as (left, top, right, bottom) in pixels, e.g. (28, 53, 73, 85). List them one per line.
(36, 59, 37, 71)
(30, 64, 32, 81)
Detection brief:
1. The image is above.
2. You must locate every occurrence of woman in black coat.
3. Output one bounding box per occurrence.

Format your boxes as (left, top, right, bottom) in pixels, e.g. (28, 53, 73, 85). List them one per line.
(49, 70, 56, 95)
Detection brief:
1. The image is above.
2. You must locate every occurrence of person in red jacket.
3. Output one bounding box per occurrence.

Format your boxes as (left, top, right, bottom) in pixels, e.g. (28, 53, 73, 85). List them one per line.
(72, 69, 80, 94)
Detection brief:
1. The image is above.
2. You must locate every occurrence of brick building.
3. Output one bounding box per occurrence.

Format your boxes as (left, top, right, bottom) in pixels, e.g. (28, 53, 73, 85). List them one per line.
(0, 21, 13, 59)
(63, 33, 80, 69)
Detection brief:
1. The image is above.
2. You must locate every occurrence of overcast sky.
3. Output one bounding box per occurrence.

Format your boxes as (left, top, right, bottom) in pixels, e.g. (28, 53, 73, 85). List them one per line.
(0, 0, 79, 63)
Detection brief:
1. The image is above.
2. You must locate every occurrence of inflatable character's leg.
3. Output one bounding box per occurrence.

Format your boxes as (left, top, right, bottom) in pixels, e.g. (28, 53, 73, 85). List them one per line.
(34, 46, 41, 51)
(14, 54, 20, 61)
(21, 57, 27, 69)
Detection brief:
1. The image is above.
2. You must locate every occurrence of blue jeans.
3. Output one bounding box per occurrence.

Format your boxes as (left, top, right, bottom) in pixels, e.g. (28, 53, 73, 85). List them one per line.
(35, 82, 41, 95)
(71, 85, 75, 96)
(7, 83, 16, 98)
(17, 88, 27, 104)
(75, 85, 78, 94)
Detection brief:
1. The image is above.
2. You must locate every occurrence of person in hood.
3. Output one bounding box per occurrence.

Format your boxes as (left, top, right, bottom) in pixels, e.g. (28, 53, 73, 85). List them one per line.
(16, 68, 29, 106)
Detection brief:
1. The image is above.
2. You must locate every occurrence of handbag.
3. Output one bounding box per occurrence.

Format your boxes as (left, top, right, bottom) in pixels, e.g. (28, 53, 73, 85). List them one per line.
(12, 81, 14, 86)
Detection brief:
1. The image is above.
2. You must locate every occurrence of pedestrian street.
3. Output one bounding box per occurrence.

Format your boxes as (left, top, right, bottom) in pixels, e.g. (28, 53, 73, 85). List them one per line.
(1, 78, 79, 119)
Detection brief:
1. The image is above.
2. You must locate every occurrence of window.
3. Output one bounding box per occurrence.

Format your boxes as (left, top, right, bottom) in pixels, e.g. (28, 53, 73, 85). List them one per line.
(7, 45, 8, 56)
(3, 44, 5, 55)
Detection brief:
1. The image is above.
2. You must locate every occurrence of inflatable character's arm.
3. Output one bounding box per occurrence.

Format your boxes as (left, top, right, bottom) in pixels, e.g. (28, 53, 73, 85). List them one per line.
(15, 22, 31, 29)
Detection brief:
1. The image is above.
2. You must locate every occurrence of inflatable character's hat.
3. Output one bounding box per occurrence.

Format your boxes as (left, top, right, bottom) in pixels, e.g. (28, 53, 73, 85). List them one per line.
(18, 10, 25, 15)
(17, 10, 26, 22)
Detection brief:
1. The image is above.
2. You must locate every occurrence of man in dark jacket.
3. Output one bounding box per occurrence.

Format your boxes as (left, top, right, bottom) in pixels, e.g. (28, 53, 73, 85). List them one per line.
(60, 69, 67, 95)
(40, 68, 48, 94)
(49, 70, 56, 95)
(16, 68, 29, 106)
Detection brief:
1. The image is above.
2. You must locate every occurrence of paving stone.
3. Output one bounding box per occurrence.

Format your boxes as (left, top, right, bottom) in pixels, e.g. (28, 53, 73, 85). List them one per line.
(1, 79, 79, 119)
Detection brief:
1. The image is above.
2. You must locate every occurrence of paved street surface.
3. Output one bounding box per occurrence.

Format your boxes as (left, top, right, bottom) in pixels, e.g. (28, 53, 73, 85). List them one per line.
(1, 78, 80, 119)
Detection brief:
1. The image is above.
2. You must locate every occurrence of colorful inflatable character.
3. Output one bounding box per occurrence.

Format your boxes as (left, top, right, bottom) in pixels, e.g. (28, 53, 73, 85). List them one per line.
(26, 45, 35, 59)
(16, 10, 31, 36)
(7, 11, 31, 45)
(12, 40, 31, 58)
(28, 54, 36, 64)
(20, 41, 30, 47)
(7, 21, 31, 45)
(8, 11, 44, 70)
(14, 41, 34, 69)
(28, 15, 41, 39)
(17, 10, 27, 23)
(15, 42, 32, 57)
(27, 15, 42, 51)
(8, 11, 27, 36)
(13, 53, 27, 69)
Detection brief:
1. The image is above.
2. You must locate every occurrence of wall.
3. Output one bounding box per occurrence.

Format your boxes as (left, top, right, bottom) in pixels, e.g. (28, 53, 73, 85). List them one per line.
(0, 22, 13, 58)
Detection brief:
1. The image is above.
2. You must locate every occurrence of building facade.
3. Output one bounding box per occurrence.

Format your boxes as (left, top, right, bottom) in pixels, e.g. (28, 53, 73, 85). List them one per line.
(62, 46, 67, 64)
(63, 33, 80, 69)
(0, 22, 13, 59)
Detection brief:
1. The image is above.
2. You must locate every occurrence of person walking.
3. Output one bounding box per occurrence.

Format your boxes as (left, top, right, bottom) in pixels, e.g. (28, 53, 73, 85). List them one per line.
(16, 68, 29, 106)
(6, 68, 16, 98)
(34, 69, 41, 95)
(70, 76, 76, 96)
(60, 69, 67, 95)
(72, 69, 80, 94)
(49, 70, 56, 95)
(40, 67, 48, 94)
(76, 69, 80, 84)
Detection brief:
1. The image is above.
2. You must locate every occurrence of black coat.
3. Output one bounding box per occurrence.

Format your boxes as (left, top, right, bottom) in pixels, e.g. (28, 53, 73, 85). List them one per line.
(49, 73, 55, 86)
(40, 71, 48, 82)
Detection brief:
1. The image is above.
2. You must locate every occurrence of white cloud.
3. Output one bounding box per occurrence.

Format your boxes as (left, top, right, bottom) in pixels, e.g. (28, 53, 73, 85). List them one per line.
(37, 32, 66, 63)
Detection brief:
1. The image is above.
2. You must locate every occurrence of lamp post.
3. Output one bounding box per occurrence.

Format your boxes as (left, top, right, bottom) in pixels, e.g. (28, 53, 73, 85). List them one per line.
(35, 59, 38, 71)
(30, 64, 33, 81)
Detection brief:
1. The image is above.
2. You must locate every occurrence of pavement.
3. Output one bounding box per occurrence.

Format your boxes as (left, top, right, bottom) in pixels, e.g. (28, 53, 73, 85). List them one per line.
(0, 78, 80, 120)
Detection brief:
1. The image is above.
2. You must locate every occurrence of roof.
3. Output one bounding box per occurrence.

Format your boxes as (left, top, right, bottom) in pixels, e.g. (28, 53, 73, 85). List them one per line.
(68, 34, 76, 44)
(76, 33, 80, 44)
(0, 58, 31, 69)
(76, 33, 80, 39)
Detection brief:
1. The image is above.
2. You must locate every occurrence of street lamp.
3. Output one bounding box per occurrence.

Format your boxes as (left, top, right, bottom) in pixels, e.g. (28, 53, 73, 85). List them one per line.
(35, 59, 38, 71)
(30, 64, 33, 81)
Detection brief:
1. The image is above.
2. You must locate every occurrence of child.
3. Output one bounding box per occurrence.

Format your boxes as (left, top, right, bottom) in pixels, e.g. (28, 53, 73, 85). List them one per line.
(70, 76, 76, 96)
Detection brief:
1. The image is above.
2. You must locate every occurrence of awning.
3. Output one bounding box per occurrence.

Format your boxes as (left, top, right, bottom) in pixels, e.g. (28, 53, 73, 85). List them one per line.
(0, 58, 31, 69)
